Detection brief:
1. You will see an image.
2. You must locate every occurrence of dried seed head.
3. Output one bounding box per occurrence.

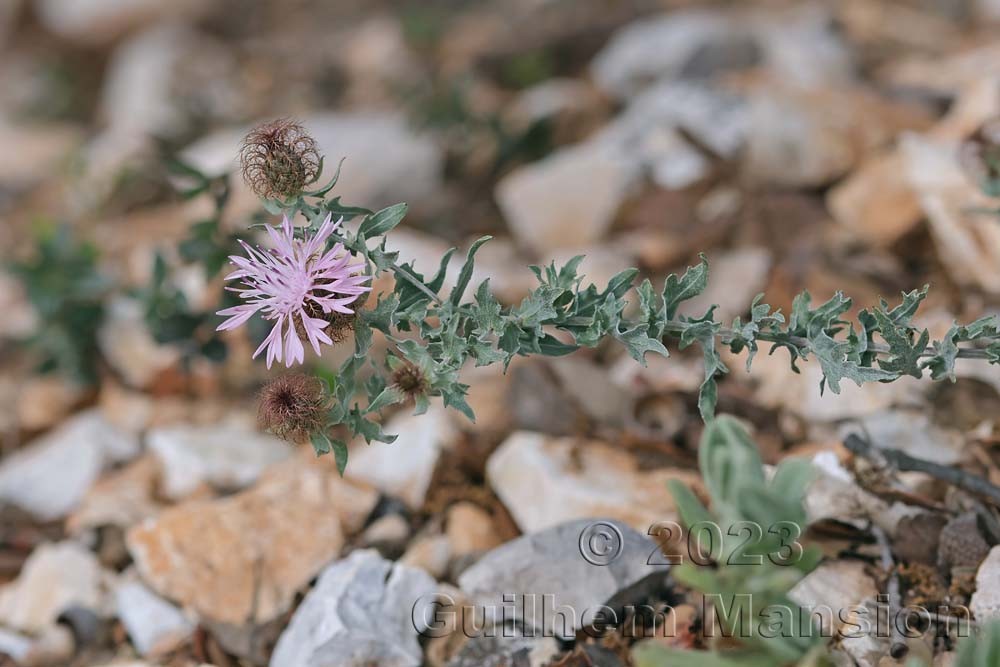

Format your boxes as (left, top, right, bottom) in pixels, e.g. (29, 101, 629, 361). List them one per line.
(258, 374, 326, 443)
(240, 118, 321, 200)
(392, 362, 429, 398)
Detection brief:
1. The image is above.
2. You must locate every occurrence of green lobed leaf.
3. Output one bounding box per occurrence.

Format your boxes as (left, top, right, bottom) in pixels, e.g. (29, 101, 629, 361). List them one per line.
(869, 306, 928, 379)
(615, 323, 669, 366)
(662, 254, 709, 320)
(808, 331, 897, 394)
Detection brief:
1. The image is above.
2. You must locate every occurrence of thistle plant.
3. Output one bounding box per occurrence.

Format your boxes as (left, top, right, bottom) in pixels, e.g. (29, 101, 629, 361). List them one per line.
(9, 223, 109, 384)
(634, 416, 827, 667)
(218, 119, 1000, 473)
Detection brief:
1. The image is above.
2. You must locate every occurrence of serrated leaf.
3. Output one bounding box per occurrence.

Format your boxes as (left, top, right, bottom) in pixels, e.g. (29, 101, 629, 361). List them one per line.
(449, 236, 491, 306)
(663, 254, 709, 320)
(362, 293, 400, 333)
(470, 339, 507, 366)
(883, 285, 929, 325)
(323, 196, 373, 221)
(441, 384, 475, 422)
(535, 334, 579, 356)
(310, 432, 331, 456)
(354, 318, 373, 358)
(471, 280, 503, 334)
(870, 306, 928, 378)
(367, 385, 405, 413)
(347, 408, 398, 444)
(603, 268, 639, 299)
(359, 203, 407, 238)
(425, 248, 455, 294)
(615, 324, 669, 365)
(680, 319, 726, 421)
(808, 330, 897, 394)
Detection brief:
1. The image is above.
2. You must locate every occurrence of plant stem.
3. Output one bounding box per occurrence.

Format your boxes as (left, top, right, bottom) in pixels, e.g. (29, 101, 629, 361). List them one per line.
(657, 321, 994, 360)
(386, 261, 445, 305)
(844, 434, 1000, 506)
(334, 233, 445, 306)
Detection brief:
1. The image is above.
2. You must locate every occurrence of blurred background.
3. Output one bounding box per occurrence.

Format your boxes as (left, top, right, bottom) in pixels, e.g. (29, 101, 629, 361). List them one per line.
(2, 0, 1000, 666)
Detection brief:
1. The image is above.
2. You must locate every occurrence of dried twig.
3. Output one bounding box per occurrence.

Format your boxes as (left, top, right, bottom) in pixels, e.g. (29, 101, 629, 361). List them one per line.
(844, 433, 1000, 507)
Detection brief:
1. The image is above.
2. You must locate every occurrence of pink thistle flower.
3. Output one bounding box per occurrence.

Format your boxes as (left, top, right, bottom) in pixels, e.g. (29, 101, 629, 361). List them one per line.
(216, 214, 371, 368)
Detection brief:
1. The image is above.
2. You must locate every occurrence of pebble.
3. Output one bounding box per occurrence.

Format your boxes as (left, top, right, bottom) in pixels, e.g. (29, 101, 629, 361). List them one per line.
(147, 419, 291, 500)
(348, 406, 458, 510)
(0, 410, 138, 520)
(269, 549, 436, 667)
(0, 541, 110, 634)
(457, 518, 664, 640)
(34, 0, 206, 45)
(115, 576, 193, 657)
(127, 457, 376, 625)
(486, 431, 701, 533)
(97, 297, 181, 390)
(495, 140, 636, 254)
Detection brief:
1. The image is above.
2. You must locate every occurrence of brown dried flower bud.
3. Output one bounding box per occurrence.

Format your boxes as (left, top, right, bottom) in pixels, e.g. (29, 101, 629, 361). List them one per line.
(258, 374, 327, 444)
(240, 118, 321, 200)
(392, 361, 429, 398)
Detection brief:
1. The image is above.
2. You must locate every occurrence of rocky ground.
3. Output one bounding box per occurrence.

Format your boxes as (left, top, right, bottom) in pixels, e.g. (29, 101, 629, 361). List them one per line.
(3, 0, 1000, 666)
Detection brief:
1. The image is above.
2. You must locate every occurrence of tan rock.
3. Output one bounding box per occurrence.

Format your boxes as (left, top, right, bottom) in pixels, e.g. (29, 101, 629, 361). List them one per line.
(486, 431, 701, 533)
(829, 77, 1000, 248)
(826, 151, 923, 247)
(0, 120, 81, 189)
(400, 534, 451, 580)
(878, 43, 1000, 100)
(804, 451, 895, 533)
(901, 132, 1000, 294)
(68, 455, 162, 534)
(838, 0, 962, 54)
(745, 84, 930, 188)
(446, 502, 502, 559)
(16, 376, 88, 432)
(98, 297, 181, 389)
(449, 361, 515, 436)
(496, 141, 636, 254)
(789, 560, 878, 632)
(0, 542, 111, 633)
(126, 457, 377, 625)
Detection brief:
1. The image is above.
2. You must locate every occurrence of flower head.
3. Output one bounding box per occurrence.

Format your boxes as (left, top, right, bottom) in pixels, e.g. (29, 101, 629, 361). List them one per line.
(216, 214, 371, 368)
(240, 119, 321, 200)
(258, 373, 327, 443)
(391, 361, 429, 398)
